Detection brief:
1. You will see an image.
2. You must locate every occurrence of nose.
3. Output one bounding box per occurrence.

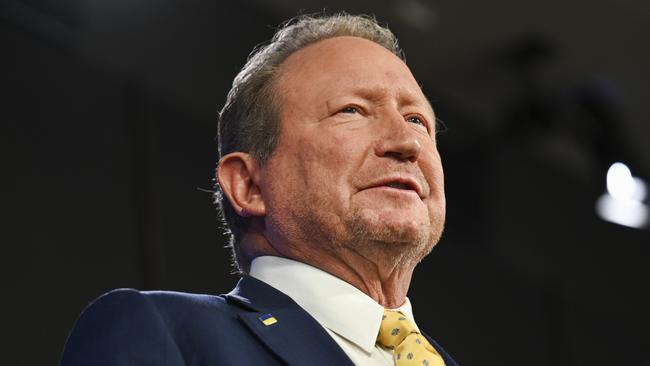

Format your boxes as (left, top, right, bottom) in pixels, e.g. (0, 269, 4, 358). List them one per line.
(374, 111, 422, 162)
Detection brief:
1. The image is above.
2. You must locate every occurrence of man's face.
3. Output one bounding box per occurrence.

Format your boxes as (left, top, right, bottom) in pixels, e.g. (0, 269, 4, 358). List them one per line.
(259, 36, 445, 264)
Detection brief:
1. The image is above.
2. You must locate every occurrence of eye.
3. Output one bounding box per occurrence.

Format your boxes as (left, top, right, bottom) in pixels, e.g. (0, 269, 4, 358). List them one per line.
(406, 115, 426, 127)
(339, 106, 360, 114)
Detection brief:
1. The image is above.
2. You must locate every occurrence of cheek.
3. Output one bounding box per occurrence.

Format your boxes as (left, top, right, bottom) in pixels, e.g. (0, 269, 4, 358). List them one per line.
(432, 158, 445, 192)
(298, 132, 362, 211)
(421, 147, 446, 205)
(424, 146, 444, 185)
(295, 133, 355, 175)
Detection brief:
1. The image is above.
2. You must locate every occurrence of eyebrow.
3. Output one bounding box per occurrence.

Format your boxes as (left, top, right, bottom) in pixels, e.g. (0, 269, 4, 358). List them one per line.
(345, 86, 436, 116)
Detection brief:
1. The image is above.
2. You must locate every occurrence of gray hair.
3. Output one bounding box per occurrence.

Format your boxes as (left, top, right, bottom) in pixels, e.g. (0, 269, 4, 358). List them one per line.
(215, 12, 404, 273)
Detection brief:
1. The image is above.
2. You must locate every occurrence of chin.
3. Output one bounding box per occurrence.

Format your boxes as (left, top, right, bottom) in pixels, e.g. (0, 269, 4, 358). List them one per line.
(346, 208, 437, 246)
(347, 222, 440, 267)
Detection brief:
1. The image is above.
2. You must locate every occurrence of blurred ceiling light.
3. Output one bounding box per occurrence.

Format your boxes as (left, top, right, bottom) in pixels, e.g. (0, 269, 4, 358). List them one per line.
(607, 162, 635, 200)
(596, 162, 648, 229)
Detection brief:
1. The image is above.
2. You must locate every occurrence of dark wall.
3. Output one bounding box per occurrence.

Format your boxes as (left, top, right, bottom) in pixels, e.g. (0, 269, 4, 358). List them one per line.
(2, 1, 649, 365)
(2, 1, 276, 362)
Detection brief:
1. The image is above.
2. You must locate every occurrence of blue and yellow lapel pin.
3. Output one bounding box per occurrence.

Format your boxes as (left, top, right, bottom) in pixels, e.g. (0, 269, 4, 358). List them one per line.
(258, 313, 278, 326)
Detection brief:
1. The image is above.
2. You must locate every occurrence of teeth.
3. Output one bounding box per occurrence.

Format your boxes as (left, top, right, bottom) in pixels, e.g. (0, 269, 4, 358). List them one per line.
(386, 182, 409, 190)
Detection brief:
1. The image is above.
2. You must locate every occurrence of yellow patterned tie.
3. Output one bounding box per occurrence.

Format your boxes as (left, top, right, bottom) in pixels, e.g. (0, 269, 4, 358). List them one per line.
(377, 310, 446, 366)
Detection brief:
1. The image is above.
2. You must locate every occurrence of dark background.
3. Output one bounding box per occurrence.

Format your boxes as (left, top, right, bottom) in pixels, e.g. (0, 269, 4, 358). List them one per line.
(2, 0, 649, 365)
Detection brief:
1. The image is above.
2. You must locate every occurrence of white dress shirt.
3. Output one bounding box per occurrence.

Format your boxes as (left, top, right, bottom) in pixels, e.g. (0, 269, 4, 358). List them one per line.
(249, 256, 421, 366)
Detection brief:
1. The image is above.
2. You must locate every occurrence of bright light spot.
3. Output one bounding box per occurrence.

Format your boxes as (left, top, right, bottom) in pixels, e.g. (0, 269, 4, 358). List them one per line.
(597, 162, 649, 229)
(607, 162, 636, 201)
(632, 177, 647, 202)
(596, 194, 648, 229)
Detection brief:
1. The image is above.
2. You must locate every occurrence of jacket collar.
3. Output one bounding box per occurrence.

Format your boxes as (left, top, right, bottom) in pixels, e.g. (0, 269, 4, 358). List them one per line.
(422, 332, 460, 366)
(224, 276, 355, 366)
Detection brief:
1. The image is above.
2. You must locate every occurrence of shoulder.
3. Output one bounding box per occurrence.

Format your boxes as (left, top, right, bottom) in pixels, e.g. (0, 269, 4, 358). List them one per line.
(60, 288, 236, 366)
(71, 288, 234, 330)
(89, 287, 229, 308)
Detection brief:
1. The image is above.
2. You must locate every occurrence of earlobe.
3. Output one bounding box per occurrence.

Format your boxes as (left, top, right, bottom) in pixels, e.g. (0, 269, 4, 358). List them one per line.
(217, 153, 266, 217)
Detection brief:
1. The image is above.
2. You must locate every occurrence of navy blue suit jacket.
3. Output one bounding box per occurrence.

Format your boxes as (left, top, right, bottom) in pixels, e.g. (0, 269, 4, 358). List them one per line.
(61, 276, 458, 366)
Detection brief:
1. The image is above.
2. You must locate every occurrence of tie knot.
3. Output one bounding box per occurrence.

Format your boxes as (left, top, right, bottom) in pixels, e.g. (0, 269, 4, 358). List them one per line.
(377, 310, 419, 349)
(376, 310, 445, 366)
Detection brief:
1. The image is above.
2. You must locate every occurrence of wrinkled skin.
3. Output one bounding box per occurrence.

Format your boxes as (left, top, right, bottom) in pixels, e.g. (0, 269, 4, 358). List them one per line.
(219, 36, 445, 307)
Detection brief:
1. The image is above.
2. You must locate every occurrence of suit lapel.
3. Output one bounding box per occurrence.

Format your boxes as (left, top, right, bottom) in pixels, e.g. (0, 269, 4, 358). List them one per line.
(225, 276, 355, 366)
(423, 332, 459, 366)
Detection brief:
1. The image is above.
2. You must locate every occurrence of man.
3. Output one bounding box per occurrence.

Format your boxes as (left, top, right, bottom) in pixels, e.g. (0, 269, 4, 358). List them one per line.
(61, 13, 457, 366)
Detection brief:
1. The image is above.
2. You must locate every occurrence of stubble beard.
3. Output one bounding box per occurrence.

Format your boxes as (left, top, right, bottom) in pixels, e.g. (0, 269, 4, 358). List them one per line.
(281, 188, 445, 270)
(341, 207, 444, 268)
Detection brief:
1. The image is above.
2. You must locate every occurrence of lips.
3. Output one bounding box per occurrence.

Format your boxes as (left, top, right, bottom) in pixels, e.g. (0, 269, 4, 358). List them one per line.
(363, 176, 425, 198)
(385, 182, 411, 190)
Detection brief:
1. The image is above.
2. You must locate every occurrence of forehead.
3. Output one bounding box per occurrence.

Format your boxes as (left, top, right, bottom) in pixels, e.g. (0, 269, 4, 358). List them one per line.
(275, 36, 433, 114)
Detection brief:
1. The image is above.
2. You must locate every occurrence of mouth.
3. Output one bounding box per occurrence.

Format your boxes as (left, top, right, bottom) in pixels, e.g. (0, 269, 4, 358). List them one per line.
(364, 177, 424, 198)
(385, 182, 413, 190)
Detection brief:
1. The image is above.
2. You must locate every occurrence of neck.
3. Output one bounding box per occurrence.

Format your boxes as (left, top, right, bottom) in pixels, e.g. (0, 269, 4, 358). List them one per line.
(242, 229, 418, 308)
(283, 243, 417, 308)
(326, 254, 415, 308)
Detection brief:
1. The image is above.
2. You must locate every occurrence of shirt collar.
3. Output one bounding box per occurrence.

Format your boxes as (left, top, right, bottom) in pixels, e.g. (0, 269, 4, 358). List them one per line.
(249, 256, 417, 354)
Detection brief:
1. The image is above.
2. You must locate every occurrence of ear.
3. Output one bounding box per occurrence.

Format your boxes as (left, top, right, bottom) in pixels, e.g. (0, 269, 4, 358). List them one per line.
(217, 152, 266, 217)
